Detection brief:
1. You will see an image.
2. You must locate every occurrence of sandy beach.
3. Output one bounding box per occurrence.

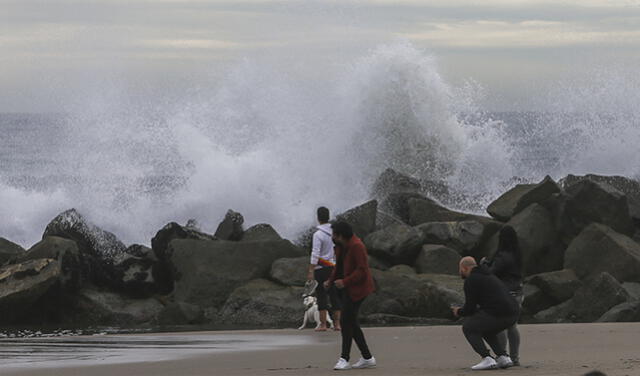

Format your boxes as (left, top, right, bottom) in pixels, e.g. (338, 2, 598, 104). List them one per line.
(1, 323, 638, 376)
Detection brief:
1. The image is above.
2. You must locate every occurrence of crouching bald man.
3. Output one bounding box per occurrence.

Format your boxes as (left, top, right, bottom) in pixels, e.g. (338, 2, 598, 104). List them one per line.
(452, 257, 519, 370)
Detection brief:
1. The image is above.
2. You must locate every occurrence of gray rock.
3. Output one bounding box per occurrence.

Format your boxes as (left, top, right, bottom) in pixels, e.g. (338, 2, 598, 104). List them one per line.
(382, 192, 430, 223)
(566, 272, 630, 322)
(362, 270, 463, 319)
(597, 301, 640, 322)
(113, 245, 160, 298)
(560, 174, 640, 222)
(415, 245, 461, 275)
(242, 224, 282, 242)
(506, 203, 564, 275)
(150, 221, 216, 294)
(408, 198, 491, 226)
(564, 223, 640, 282)
(362, 314, 452, 326)
(561, 179, 635, 239)
(0, 258, 62, 322)
(158, 302, 205, 325)
(416, 221, 484, 254)
(371, 168, 421, 198)
(487, 175, 560, 222)
(167, 238, 303, 309)
(0, 237, 24, 265)
(364, 224, 424, 265)
(622, 282, 640, 301)
(219, 279, 304, 327)
(376, 211, 406, 231)
(21, 237, 81, 289)
(74, 289, 164, 326)
(527, 269, 582, 304)
(522, 283, 555, 315)
(43, 209, 126, 287)
(214, 209, 245, 241)
(533, 300, 572, 323)
(368, 255, 390, 271)
(336, 200, 378, 239)
(270, 256, 309, 286)
(389, 264, 416, 275)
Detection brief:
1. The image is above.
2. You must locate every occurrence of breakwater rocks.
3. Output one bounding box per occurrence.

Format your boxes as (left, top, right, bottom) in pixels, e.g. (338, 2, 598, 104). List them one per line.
(2, 170, 640, 328)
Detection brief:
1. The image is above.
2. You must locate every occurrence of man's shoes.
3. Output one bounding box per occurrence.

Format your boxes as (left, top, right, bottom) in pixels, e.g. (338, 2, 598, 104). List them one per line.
(471, 356, 498, 370)
(496, 355, 514, 369)
(512, 359, 520, 367)
(352, 356, 376, 369)
(334, 358, 351, 370)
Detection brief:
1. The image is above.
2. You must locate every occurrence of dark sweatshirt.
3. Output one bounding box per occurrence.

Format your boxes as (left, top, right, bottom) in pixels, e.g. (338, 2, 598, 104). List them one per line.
(459, 265, 519, 317)
(486, 251, 523, 293)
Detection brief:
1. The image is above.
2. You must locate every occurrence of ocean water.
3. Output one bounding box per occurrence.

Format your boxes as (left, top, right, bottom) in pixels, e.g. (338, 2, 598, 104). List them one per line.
(1, 43, 639, 248)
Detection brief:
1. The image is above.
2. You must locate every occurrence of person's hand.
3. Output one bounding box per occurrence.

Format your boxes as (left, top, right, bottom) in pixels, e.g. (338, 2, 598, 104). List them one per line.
(324, 280, 331, 289)
(335, 279, 345, 289)
(451, 306, 461, 318)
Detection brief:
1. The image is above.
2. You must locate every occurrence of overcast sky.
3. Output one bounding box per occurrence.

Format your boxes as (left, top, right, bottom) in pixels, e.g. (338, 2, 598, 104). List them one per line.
(1, 0, 639, 112)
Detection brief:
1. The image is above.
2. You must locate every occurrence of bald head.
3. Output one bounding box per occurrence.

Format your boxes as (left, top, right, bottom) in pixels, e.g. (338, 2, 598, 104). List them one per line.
(459, 256, 477, 279)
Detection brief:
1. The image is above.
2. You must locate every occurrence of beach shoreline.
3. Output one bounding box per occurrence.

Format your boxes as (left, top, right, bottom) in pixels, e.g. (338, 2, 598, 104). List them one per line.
(1, 323, 638, 376)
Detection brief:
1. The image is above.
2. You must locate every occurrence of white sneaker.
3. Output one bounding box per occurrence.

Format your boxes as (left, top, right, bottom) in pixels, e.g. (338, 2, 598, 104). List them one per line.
(471, 356, 498, 370)
(352, 356, 376, 369)
(334, 358, 351, 370)
(496, 355, 513, 369)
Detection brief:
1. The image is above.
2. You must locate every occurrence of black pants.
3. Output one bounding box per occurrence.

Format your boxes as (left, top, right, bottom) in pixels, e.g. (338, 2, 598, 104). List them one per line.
(314, 267, 341, 311)
(462, 310, 518, 358)
(339, 292, 372, 361)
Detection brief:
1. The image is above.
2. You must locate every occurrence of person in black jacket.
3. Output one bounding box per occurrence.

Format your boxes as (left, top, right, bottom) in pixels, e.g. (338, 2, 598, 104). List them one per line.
(482, 225, 524, 366)
(452, 257, 519, 370)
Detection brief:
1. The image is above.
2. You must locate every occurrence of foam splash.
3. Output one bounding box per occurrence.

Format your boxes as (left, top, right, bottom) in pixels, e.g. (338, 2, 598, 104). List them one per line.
(1, 42, 638, 248)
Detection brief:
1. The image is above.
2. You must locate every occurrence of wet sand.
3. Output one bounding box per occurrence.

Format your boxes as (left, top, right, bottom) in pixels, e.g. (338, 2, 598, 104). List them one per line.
(2, 323, 639, 376)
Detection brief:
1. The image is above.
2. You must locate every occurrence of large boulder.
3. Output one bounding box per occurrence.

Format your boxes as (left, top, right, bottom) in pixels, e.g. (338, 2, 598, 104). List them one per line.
(371, 168, 422, 198)
(505, 203, 563, 275)
(270, 256, 309, 286)
(158, 301, 205, 325)
(214, 209, 244, 241)
(561, 174, 640, 222)
(364, 224, 424, 265)
(565, 272, 630, 322)
(0, 258, 62, 322)
(0, 237, 25, 265)
(561, 179, 634, 239)
(218, 279, 304, 327)
(113, 245, 161, 298)
(43, 209, 126, 287)
(150, 221, 216, 294)
(73, 289, 164, 326)
(597, 301, 640, 322)
(20, 236, 81, 289)
(381, 192, 430, 223)
(362, 270, 463, 319)
(167, 238, 303, 309)
(408, 198, 490, 226)
(416, 221, 484, 255)
(487, 176, 560, 222)
(533, 300, 572, 323)
(526, 269, 582, 305)
(336, 200, 378, 239)
(522, 283, 555, 316)
(242, 224, 282, 242)
(415, 245, 461, 275)
(564, 223, 640, 282)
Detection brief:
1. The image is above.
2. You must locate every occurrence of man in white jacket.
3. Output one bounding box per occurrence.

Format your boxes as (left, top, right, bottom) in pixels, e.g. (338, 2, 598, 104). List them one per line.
(307, 207, 341, 331)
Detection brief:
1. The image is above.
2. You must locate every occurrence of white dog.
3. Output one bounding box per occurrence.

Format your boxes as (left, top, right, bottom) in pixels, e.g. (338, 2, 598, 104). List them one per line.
(298, 296, 334, 330)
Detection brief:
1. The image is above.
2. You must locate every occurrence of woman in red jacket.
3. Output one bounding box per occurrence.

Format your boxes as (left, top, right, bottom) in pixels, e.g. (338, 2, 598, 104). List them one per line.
(325, 221, 376, 370)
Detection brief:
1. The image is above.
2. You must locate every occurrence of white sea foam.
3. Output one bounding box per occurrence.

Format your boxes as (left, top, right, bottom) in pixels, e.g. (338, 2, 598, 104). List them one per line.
(1, 42, 638, 247)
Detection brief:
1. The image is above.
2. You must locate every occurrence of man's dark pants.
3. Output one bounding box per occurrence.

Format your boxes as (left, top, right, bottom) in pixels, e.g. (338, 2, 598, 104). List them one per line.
(314, 267, 341, 311)
(462, 311, 518, 358)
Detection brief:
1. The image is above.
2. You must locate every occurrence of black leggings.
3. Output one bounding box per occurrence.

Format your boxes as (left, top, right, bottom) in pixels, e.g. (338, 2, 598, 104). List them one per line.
(340, 292, 372, 361)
